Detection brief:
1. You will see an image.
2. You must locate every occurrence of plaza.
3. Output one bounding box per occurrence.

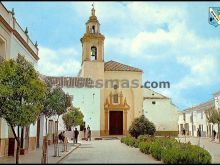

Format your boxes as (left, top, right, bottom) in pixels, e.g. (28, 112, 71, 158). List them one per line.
(1, 1, 220, 164)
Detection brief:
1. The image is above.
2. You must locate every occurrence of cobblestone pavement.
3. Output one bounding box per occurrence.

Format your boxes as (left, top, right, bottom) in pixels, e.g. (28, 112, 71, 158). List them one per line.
(59, 139, 161, 164)
(177, 136, 220, 164)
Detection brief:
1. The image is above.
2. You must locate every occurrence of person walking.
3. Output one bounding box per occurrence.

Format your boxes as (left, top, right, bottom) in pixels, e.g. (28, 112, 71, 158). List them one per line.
(63, 132, 68, 152)
(74, 128, 79, 144)
(87, 125, 90, 131)
(87, 127, 91, 141)
(197, 128, 201, 146)
(182, 128, 186, 142)
(213, 129, 217, 141)
(83, 127, 86, 139)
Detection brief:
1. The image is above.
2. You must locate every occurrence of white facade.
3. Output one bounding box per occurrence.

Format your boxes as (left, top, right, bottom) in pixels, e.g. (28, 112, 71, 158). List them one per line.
(62, 87, 101, 135)
(178, 91, 220, 137)
(0, 2, 39, 157)
(143, 88, 179, 132)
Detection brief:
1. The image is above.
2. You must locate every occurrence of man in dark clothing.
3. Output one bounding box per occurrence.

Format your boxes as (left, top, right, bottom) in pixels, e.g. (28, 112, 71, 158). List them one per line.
(59, 131, 65, 143)
(74, 128, 79, 144)
(197, 128, 201, 137)
(83, 127, 86, 139)
(213, 130, 217, 140)
(182, 128, 186, 136)
(197, 128, 201, 146)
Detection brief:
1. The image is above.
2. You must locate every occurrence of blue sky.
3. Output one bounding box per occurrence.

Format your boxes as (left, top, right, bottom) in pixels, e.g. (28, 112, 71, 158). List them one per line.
(3, 2, 220, 111)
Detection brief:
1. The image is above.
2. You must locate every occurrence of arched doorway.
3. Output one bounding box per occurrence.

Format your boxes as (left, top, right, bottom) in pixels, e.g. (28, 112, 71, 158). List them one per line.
(104, 91, 130, 136)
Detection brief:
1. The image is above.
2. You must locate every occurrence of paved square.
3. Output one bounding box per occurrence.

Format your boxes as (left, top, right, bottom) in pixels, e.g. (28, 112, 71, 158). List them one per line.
(59, 140, 161, 164)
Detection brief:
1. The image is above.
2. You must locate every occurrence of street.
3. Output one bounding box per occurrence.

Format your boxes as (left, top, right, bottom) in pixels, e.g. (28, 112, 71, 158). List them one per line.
(59, 139, 161, 164)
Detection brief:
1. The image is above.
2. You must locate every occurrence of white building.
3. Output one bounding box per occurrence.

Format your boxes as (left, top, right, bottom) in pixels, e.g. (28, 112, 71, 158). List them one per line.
(35, 76, 102, 147)
(37, 6, 180, 143)
(178, 91, 220, 138)
(0, 2, 39, 157)
(143, 89, 179, 135)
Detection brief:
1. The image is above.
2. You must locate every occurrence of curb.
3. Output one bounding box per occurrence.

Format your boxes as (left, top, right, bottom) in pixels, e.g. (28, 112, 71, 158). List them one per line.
(56, 143, 81, 164)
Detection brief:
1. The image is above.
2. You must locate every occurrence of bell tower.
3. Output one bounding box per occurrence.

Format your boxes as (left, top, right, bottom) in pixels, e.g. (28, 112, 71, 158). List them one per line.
(79, 4, 105, 80)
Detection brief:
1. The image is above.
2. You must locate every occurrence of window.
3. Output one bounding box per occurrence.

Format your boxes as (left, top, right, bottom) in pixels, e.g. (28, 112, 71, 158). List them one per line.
(190, 112, 193, 123)
(113, 94, 118, 103)
(0, 37, 6, 62)
(201, 112, 203, 119)
(152, 101, 156, 105)
(183, 113, 186, 121)
(91, 46, 97, 61)
(92, 26, 95, 33)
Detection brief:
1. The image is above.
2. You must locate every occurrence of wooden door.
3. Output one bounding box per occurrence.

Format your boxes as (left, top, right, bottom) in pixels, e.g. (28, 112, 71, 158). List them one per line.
(109, 111, 123, 135)
(8, 138, 15, 156)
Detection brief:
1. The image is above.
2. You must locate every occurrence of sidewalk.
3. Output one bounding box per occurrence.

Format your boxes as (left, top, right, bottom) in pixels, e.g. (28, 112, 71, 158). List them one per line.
(177, 136, 220, 163)
(0, 142, 81, 164)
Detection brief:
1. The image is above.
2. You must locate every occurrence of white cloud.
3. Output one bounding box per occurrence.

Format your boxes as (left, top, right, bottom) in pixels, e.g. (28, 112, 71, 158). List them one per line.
(71, 2, 220, 109)
(36, 46, 81, 76)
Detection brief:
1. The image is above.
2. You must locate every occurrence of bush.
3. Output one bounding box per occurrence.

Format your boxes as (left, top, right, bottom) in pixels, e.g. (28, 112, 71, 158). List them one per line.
(161, 142, 212, 164)
(121, 136, 212, 164)
(150, 140, 163, 161)
(129, 115, 156, 138)
(137, 135, 155, 143)
(121, 136, 138, 148)
(139, 141, 152, 154)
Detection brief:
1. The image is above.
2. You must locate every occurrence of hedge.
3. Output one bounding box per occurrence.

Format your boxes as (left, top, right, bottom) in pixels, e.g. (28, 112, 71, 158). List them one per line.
(121, 135, 212, 164)
(120, 136, 139, 148)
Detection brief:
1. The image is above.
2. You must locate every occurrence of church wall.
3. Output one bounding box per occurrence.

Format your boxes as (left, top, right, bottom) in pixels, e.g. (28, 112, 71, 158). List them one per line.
(81, 61, 104, 80)
(62, 87, 101, 137)
(143, 98, 179, 132)
(143, 88, 179, 133)
(102, 71, 143, 134)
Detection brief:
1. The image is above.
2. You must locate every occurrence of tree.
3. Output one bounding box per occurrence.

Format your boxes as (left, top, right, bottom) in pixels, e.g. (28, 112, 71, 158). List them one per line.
(39, 76, 73, 162)
(48, 86, 71, 157)
(129, 115, 156, 139)
(205, 108, 220, 142)
(40, 76, 57, 163)
(62, 106, 84, 131)
(0, 55, 47, 164)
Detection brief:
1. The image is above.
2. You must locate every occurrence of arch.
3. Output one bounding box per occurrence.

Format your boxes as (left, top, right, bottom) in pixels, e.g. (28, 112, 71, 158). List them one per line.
(92, 25, 95, 33)
(104, 91, 130, 136)
(91, 46, 97, 61)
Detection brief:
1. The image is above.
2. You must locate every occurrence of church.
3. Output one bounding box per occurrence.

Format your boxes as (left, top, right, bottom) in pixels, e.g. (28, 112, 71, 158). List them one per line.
(43, 6, 179, 138)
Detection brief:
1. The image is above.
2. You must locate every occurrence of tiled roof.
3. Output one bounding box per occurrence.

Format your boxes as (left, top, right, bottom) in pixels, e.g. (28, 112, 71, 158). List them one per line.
(183, 99, 215, 112)
(104, 60, 142, 72)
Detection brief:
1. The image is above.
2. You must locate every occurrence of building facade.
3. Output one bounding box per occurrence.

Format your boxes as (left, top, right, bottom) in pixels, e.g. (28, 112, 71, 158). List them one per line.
(43, 6, 179, 138)
(0, 2, 39, 157)
(178, 91, 220, 138)
(143, 89, 179, 135)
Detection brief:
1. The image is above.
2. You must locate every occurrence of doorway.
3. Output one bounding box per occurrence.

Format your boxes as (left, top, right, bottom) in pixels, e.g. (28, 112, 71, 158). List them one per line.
(109, 111, 123, 135)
